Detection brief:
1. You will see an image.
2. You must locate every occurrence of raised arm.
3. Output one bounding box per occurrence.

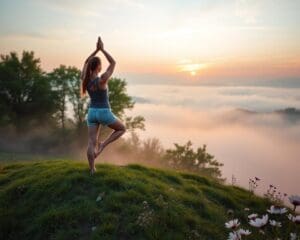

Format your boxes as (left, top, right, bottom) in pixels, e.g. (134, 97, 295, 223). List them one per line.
(84, 48, 99, 64)
(98, 38, 116, 83)
(80, 37, 101, 80)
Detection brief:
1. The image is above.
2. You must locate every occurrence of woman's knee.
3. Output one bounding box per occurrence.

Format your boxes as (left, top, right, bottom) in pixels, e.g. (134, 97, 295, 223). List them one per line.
(120, 123, 126, 132)
(108, 120, 126, 132)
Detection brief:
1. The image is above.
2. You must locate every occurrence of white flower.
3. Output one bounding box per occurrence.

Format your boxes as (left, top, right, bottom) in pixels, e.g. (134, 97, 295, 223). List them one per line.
(289, 195, 300, 208)
(248, 213, 258, 219)
(237, 228, 251, 236)
(290, 233, 297, 240)
(267, 205, 287, 214)
(269, 220, 282, 227)
(294, 215, 300, 224)
(249, 214, 269, 228)
(225, 219, 240, 229)
(288, 214, 300, 224)
(227, 232, 239, 240)
(244, 207, 250, 211)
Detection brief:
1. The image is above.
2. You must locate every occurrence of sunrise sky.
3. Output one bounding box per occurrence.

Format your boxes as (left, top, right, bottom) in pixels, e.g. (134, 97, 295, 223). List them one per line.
(0, 0, 299, 85)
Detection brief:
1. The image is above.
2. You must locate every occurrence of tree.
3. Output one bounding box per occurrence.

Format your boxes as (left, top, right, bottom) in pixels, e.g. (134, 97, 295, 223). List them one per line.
(108, 77, 145, 131)
(48, 65, 72, 131)
(49, 65, 87, 130)
(56, 66, 88, 131)
(0, 51, 57, 131)
(108, 77, 134, 117)
(164, 141, 224, 179)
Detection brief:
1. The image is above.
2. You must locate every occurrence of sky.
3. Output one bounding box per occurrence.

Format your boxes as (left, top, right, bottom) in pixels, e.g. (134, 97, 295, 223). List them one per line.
(0, 0, 300, 85)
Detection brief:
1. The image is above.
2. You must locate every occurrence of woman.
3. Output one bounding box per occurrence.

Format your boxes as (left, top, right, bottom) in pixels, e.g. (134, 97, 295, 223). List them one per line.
(81, 36, 126, 175)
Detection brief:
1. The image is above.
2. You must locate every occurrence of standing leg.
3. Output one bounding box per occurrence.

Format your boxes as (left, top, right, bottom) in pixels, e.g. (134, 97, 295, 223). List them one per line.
(87, 124, 99, 174)
(95, 119, 126, 157)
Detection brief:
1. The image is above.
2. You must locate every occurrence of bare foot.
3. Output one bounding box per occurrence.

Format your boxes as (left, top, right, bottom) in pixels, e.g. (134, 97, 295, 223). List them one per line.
(90, 168, 95, 176)
(95, 141, 105, 158)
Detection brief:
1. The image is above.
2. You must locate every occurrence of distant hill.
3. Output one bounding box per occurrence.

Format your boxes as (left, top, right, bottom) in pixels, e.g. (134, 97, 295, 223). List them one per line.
(274, 107, 300, 123)
(0, 159, 276, 239)
(234, 107, 300, 123)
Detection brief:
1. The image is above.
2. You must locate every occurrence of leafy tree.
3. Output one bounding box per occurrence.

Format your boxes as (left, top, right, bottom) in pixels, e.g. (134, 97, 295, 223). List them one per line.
(48, 65, 72, 131)
(0, 51, 57, 131)
(164, 141, 224, 179)
(142, 137, 164, 163)
(108, 77, 145, 131)
(108, 77, 133, 117)
(49, 65, 88, 131)
(68, 67, 88, 131)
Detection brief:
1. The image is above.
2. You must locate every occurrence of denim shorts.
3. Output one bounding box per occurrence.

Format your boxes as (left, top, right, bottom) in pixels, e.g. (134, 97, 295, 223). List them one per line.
(86, 107, 118, 127)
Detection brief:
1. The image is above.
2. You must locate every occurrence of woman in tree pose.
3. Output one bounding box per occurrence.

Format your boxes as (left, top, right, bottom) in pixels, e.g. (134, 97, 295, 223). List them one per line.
(80, 36, 126, 175)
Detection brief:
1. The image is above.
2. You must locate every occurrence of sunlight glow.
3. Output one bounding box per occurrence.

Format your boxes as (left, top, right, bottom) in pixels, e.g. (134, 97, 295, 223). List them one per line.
(177, 61, 208, 76)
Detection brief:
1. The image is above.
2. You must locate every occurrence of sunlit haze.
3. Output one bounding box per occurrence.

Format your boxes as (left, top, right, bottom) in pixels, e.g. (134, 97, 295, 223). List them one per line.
(1, 0, 300, 84)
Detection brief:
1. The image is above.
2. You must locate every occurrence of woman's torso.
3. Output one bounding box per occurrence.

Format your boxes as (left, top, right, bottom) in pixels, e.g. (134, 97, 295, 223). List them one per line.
(87, 77, 110, 108)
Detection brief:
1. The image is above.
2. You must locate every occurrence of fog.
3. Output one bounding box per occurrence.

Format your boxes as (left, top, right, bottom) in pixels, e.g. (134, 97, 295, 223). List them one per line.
(125, 84, 300, 196)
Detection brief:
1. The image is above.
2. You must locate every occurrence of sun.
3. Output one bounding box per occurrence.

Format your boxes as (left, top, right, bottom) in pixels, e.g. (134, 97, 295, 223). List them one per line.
(177, 60, 207, 76)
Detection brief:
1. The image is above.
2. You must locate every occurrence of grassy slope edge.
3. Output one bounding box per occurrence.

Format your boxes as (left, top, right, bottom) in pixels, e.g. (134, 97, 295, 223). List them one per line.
(0, 159, 271, 240)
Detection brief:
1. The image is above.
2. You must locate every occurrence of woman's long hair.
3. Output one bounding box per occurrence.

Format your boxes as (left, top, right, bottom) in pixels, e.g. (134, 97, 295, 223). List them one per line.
(81, 56, 101, 97)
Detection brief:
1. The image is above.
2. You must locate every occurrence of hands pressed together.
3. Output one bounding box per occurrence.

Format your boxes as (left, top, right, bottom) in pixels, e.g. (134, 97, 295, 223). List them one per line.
(96, 36, 104, 51)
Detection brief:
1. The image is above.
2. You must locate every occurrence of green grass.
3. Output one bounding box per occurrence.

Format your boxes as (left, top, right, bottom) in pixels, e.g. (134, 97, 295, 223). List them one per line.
(0, 159, 273, 240)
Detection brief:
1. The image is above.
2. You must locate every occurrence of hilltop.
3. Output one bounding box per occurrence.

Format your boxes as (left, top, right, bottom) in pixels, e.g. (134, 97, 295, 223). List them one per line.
(0, 159, 273, 239)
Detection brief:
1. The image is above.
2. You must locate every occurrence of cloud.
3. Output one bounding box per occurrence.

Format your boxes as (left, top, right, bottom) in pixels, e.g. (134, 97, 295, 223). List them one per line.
(37, 0, 99, 16)
(127, 85, 300, 112)
(0, 28, 85, 41)
(0, 31, 48, 40)
(39, 0, 144, 16)
(235, 0, 261, 24)
(125, 85, 300, 195)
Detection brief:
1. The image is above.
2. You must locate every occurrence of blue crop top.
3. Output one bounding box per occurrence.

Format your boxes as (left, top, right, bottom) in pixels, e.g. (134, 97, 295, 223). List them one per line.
(87, 77, 110, 108)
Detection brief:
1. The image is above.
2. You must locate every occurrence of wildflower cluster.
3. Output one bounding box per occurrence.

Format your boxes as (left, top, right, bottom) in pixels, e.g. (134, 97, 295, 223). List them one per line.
(225, 219, 251, 240)
(225, 195, 300, 240)
(264, 184, 288, 205)
(248, 177, 260, 193)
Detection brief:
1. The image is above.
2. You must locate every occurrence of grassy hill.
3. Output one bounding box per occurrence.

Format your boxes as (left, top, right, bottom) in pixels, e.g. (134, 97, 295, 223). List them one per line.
(0, 159, 274, 239)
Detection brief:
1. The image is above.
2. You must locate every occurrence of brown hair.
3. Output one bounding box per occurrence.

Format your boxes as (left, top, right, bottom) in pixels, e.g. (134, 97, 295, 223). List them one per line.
(81, 56, 101, 97)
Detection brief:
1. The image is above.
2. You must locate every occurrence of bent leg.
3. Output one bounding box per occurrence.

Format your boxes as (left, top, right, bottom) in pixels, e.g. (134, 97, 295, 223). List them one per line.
(95, 119, 126, 157)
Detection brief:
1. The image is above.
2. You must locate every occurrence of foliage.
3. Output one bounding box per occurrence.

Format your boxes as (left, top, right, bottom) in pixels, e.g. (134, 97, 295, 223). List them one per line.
(115, 134, 223, 180)
(48, 65, 86, 131)
(0, 51, 57, 130)
(164, 140, 224, 179)
(108, 78, 145, 131)
(108, 78, 134, 117)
